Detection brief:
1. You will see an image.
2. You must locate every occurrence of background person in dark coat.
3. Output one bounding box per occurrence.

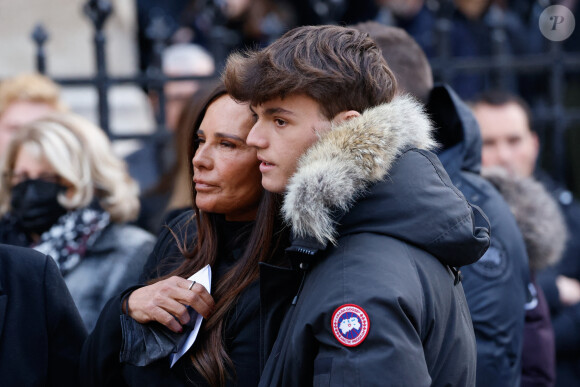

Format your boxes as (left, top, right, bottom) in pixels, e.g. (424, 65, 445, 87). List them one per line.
(224, 24, 490, 386)
(472, 90, 580, 387)
(353, 22, 530, 386)
(483, 167, 567, 387)
(0, 244, 87, 387)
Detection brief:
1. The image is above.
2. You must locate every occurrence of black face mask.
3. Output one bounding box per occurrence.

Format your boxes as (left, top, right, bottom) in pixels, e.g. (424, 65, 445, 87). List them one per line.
(10, 179, 69, 235)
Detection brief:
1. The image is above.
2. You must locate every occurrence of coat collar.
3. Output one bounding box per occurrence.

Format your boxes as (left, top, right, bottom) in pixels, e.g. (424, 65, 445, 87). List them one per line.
(282, 95, 437, 245)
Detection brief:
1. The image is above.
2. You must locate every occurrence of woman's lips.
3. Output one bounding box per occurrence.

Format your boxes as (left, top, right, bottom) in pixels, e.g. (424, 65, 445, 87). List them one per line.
(194, 180, 218, 191)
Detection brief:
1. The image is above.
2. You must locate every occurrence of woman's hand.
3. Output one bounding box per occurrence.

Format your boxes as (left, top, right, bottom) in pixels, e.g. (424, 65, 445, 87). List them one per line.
(125, 276, 215, 333)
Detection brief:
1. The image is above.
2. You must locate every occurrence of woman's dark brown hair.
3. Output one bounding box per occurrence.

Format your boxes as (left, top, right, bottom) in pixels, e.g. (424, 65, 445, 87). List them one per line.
(155, 83, 287, 386)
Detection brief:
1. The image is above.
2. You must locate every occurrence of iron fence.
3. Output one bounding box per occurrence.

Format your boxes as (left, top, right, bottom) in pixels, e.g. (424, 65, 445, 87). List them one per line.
(26, 0, 580, 189)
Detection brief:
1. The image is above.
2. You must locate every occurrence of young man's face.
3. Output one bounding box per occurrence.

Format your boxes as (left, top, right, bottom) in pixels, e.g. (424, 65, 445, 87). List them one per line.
(472, 102, 539, 178)
(248, 94, 333, 193)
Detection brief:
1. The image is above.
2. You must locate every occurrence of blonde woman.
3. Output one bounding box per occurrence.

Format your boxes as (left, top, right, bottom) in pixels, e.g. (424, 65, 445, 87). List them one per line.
(0, 112, 155, 331)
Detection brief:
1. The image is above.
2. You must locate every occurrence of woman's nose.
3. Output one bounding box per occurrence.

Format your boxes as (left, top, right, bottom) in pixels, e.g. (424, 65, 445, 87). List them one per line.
(192, 145, 213, 170)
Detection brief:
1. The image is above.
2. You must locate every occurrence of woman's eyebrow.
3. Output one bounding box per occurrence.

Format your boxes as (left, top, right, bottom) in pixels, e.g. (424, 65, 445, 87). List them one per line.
(215, 132, 244, 142)
(197, 129, 243, 142)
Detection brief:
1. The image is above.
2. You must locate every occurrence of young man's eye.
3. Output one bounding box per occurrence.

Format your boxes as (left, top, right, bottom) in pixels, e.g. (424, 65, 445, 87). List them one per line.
(274, 118, 287, 127)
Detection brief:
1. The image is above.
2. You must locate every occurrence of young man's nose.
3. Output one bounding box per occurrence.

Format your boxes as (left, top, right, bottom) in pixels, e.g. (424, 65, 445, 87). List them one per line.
(246, 122, 268, 149)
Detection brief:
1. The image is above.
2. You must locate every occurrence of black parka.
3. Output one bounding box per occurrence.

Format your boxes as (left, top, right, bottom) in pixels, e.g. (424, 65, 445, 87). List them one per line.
(258, 96, 490, 386)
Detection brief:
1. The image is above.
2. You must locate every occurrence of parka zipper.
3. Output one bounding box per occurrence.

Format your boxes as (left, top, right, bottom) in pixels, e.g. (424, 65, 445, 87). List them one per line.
(292, 262, 309, 305)
(285, 244, 317, 305)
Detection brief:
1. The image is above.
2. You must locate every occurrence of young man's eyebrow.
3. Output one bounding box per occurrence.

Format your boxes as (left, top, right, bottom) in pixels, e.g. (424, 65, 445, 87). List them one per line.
(264, 107, 296, 116)
(249, 105, 296, 117)
(197, 129, 244, 142)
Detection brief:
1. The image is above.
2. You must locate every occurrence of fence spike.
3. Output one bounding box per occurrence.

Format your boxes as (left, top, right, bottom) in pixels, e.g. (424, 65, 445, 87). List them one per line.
(31, 23, 49, 74)
(83, 0, 113, 31)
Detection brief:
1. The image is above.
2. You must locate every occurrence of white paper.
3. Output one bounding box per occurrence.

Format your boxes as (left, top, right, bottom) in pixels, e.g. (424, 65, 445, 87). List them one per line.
(169, 264, 212, 367)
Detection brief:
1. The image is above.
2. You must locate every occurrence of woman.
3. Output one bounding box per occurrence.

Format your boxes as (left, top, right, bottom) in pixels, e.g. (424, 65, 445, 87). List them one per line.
(137, 79, 222, 233)
(0, 113, 155, 331)
(80, 84, 290, 386)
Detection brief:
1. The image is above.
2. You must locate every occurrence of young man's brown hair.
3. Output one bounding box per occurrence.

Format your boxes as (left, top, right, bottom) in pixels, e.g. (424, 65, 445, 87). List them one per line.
(353, 22, 433, 104)
(223, 25, 397, 119)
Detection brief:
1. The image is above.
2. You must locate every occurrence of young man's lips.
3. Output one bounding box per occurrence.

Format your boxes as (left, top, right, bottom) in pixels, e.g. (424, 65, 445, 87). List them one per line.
(259, 160, 276, 173)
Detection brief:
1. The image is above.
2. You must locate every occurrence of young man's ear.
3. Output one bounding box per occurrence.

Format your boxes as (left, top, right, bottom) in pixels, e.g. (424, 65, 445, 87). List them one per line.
(332, 110, 360, 124)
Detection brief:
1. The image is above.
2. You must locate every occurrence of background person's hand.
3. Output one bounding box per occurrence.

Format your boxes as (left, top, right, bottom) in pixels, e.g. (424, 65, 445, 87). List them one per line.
(556, 275, 580, 306)
(124, 276, 215, 333)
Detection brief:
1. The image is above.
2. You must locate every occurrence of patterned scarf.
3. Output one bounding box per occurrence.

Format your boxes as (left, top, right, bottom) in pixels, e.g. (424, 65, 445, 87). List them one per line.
(33, 207, 110, 276)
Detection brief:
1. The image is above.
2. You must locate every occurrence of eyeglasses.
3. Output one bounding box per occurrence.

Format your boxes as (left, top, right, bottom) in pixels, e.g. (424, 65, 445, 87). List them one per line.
(4, 172, 63, 186)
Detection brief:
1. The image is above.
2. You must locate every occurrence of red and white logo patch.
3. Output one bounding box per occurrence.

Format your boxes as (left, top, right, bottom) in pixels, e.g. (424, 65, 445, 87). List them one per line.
(331, 304, 370, 347)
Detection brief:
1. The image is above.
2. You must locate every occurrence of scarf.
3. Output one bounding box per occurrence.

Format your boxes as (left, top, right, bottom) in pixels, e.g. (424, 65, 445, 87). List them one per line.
(33, 207, 110, 276)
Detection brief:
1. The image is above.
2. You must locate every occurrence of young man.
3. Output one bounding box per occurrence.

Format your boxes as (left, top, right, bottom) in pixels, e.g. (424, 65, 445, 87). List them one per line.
(352, 22, 532, 386)
(224, 25, 490, 385)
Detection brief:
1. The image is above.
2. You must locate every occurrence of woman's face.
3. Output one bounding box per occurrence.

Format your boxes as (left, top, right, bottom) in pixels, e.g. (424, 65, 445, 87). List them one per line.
(192, 95, 262, 221)
(11, 145, 60, 186)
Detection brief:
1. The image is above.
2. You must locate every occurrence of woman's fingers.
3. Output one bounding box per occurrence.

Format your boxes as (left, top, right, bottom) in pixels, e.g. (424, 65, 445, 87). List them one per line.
(127, 276, 215, 330)
(176, 279, 215, 319)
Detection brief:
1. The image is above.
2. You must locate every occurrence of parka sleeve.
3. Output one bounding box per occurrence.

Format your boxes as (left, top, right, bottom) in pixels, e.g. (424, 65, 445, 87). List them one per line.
(312, 297, 432, 386)
(307, 239, 434, 386)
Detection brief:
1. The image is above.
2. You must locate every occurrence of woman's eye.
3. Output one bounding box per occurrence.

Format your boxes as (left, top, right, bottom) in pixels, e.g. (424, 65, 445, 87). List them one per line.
(220, 141, 235, 148)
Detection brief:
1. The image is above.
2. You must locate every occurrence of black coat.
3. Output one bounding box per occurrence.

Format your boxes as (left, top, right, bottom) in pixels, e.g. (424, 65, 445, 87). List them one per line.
(0, 244, 87, 387)
(428, 85, 531, 386)
(536, 170, 580, 386)
(79, 212, 294, 386)
(258, 97, 490, 386)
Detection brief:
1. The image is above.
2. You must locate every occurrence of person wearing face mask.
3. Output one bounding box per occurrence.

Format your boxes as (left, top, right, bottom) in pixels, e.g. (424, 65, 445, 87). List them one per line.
(0, 113, 155, 332)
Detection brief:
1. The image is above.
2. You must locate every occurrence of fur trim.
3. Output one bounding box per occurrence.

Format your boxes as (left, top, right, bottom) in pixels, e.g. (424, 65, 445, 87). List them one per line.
(283, 94, 437, 245)
(482, 167, 567, 271)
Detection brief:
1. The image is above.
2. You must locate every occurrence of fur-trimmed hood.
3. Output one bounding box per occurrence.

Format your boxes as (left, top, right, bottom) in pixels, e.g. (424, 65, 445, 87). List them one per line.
(283, 95, 490, 267)
(482, 167, 567, 271)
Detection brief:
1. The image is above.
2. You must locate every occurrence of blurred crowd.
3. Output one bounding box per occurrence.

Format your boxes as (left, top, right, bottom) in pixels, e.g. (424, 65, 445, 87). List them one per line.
(0, 0, 579, 386)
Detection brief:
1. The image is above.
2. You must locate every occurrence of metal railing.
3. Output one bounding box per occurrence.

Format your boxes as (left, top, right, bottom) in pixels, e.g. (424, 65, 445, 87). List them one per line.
(27, 0, 580, 188)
